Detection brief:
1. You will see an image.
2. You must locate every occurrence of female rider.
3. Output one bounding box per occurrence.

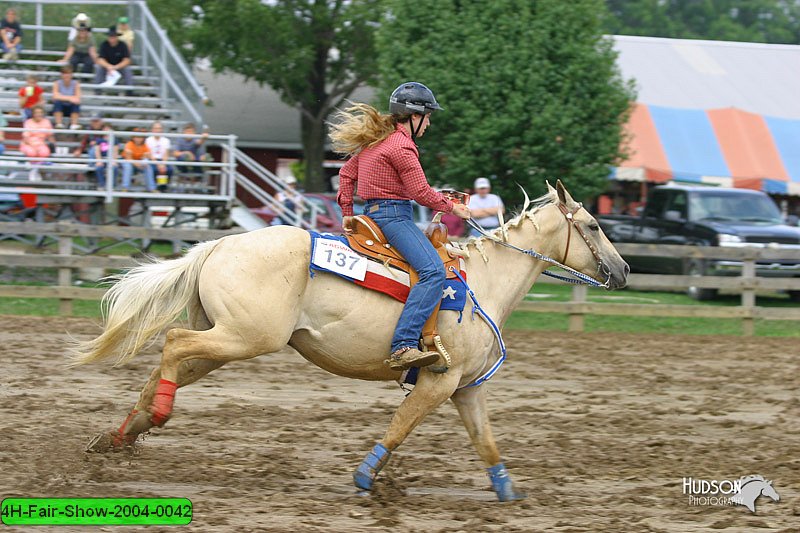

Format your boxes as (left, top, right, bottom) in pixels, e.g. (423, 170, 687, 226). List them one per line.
(330, 82, 471, 371)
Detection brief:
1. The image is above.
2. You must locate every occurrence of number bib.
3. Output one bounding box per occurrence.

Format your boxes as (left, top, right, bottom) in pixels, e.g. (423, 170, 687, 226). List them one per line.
(311, 239, 368, 281)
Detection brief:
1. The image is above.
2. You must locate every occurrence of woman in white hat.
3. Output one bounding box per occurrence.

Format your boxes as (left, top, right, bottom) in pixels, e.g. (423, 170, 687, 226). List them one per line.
(67, 12, 91, 42)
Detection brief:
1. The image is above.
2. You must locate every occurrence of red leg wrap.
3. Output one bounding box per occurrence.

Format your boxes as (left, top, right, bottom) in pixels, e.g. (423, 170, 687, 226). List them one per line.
(112, 409, 139, 447)
(150, 379, 178, 427)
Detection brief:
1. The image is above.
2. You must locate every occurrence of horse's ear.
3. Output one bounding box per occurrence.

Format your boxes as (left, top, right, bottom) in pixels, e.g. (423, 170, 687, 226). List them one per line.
(555, 179, 578, 209)
(546, 180, 557, 197)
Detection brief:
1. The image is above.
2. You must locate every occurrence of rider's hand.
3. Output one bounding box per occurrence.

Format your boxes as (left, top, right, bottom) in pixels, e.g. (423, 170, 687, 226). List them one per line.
(342, 216, 355, 234)
(451, 203, 471, 220)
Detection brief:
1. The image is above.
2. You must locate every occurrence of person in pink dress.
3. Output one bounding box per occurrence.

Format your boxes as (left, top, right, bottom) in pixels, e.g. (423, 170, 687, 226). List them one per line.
(20, 105, 55, 160)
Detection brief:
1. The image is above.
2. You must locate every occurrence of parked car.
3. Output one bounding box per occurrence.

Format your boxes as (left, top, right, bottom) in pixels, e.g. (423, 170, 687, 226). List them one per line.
(598, 184, 800, 300)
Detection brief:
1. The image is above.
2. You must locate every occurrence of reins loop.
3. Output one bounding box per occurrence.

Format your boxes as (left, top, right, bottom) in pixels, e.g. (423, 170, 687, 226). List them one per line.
(465, 204, 611, 288)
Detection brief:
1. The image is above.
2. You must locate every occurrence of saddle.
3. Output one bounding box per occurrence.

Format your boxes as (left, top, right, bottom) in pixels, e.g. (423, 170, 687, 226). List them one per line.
(347, 214, 462, 348)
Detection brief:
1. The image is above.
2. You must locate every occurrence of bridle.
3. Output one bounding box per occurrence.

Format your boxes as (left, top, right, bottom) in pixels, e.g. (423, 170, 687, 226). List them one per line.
(466, 202, 612, 288)
(556, 203, 608, 276)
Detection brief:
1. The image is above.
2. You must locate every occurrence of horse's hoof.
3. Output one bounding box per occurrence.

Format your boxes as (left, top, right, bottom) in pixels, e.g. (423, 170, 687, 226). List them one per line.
(86, 432, 111, 453)
(427, 364, 449, 374)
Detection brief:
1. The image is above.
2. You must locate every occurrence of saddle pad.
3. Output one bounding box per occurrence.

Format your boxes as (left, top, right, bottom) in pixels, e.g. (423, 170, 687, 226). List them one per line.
(308, 231, 467, 312)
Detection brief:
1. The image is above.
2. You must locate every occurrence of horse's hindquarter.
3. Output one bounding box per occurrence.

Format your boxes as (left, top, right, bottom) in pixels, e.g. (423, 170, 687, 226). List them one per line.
(198, 226, 312, 344)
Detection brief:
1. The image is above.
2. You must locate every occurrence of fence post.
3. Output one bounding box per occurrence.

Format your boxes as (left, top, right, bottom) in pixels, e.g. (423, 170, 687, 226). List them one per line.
(741, 258, 756, 336)
(569, 284, 587, 332)
(58, 234, 73, 316)
(35, 2, 43, 52)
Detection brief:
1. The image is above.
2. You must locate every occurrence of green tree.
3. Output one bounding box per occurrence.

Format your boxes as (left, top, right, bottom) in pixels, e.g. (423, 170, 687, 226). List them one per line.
(149, 0, 383, 192)
(376, 0, 635, 204)
(605, 0, 800, 44)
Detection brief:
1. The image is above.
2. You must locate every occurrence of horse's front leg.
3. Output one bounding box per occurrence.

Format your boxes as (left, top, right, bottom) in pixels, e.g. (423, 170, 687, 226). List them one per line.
(353, 369, 461, 492)
(451, 384, 526, 501)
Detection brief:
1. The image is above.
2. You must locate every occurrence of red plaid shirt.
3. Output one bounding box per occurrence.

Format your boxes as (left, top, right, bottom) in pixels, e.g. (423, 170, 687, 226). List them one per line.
(336, 125, 454, 217)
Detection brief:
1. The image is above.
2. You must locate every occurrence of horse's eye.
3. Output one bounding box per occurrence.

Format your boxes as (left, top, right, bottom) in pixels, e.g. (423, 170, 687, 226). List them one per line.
(588, 223, 599, 232)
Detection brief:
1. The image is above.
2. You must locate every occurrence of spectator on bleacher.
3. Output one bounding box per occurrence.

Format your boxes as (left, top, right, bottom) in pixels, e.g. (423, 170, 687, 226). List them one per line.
(1, 8, 23, 62)
(146, 121, 172, 192)
(116, 17, 134, 53)
(91, 124, 119, 189)
(174, 123, 213, 174)
(121, 128, 155, 191)
(72, 113, 104, 157)
(61, 23, 97, 74)
(67, 12, 91, 42)
(94, 27, 133, 90)
(52, 66, 82, 130)
(21, 105, 54, 162)
(0, 113, 7, 156)
(18, 74, 44, 120)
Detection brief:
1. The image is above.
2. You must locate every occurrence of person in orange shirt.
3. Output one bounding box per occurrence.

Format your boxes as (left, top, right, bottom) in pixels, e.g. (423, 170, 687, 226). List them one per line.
(121, 129, 155, 191)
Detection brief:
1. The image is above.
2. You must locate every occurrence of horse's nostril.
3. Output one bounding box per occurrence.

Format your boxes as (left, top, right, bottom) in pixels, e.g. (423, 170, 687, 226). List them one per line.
(623, 263, 630, 276)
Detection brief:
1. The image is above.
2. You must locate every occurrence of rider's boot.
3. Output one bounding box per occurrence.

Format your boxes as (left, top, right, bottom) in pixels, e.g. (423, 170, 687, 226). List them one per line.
(384, 346, 439, 371)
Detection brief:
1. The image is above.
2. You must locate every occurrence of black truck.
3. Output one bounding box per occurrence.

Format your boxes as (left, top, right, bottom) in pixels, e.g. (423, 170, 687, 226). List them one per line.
(598, 185, 800, 300)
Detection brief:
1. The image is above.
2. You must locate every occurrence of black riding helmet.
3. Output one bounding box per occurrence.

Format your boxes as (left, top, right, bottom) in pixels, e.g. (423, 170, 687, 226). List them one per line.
(389, 82, 442, 141)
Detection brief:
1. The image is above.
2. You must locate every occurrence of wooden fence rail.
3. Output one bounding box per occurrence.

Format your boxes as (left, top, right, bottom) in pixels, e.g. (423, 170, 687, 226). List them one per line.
(1, 222, 799, 334)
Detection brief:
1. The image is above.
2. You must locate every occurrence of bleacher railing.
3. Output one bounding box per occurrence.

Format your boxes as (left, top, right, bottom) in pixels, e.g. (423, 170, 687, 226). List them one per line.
(223, 145, 321, 230)
(0, 126, 236, 202)
(10, 0, 207, 126)
(128, 1, 206, 125)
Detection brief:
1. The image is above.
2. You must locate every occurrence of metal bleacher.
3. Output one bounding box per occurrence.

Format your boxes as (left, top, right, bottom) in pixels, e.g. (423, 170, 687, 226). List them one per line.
(0, 0, 322, 234)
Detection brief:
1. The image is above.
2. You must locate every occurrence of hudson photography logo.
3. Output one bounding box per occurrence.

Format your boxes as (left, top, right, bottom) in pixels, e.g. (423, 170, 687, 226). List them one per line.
(682, 475, 780, 513)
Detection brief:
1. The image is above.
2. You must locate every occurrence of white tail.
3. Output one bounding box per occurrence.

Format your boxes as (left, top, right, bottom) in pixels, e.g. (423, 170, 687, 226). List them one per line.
(70, 238, 223, 366)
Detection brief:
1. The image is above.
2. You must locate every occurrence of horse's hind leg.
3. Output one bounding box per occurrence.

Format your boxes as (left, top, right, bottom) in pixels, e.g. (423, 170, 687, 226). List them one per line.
(147, 324, 267, 428)
(450, 385, 525, 501)
(88, 358, 225, 451)
(353, 370, 461, 491)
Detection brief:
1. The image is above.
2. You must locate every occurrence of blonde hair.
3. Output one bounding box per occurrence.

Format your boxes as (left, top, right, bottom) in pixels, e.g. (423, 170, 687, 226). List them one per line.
(329, 103, 405, 156)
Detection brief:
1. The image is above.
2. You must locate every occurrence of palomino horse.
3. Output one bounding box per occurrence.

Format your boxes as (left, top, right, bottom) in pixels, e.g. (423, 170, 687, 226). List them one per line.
(73, 181, 628, 501)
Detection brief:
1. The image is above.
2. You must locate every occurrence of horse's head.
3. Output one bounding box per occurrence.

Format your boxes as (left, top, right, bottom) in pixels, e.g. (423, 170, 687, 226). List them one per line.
(545, 180, 629, 290)
(761, 480, 780, 502)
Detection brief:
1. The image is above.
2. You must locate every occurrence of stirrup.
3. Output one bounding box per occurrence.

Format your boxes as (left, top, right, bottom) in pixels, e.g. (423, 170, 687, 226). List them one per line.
(384, 347, 439, 371)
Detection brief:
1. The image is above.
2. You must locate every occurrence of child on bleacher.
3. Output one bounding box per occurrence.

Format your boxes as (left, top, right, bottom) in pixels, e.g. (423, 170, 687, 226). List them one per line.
(174, 123, 214, 174)
(145, 121, 172, 192)
(21, 106, 55, 179)
(18, 74, 44, 120)
(0, 113, 7, 156)
(52, 66, 82, 129)
(1, 8, 23, 62)
(121, 129, 155, 192)
(91, 124, 119, 189)
(116, 17, 134, 53)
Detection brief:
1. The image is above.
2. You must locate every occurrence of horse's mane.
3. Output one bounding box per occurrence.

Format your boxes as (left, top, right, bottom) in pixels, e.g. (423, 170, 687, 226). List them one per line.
(464, 187, 558, 258)
(739, 474, 767, 486)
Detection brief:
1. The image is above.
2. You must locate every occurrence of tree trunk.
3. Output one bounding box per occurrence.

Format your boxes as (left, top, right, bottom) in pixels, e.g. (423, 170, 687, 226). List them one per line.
(301, 112, 327, 192)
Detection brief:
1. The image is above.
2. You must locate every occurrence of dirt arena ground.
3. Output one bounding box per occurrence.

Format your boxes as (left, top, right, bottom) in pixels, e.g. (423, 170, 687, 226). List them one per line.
(1, 315, 798, 532)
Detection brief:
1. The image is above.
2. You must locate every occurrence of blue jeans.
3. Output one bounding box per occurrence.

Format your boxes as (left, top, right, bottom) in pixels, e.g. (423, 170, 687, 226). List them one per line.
(121, 161, 155, 191)
(1, 42, 22, 54)
(89, 146, 114, 187)
(366, 199, 445, 353)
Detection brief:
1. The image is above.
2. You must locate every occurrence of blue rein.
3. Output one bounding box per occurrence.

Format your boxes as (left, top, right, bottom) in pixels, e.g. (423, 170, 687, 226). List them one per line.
(448, 267, 507, 389)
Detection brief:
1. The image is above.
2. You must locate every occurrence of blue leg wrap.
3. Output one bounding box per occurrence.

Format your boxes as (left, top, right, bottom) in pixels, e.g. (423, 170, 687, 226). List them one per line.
(487, 462, 526, 502)
(353, 443, 391, 491)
